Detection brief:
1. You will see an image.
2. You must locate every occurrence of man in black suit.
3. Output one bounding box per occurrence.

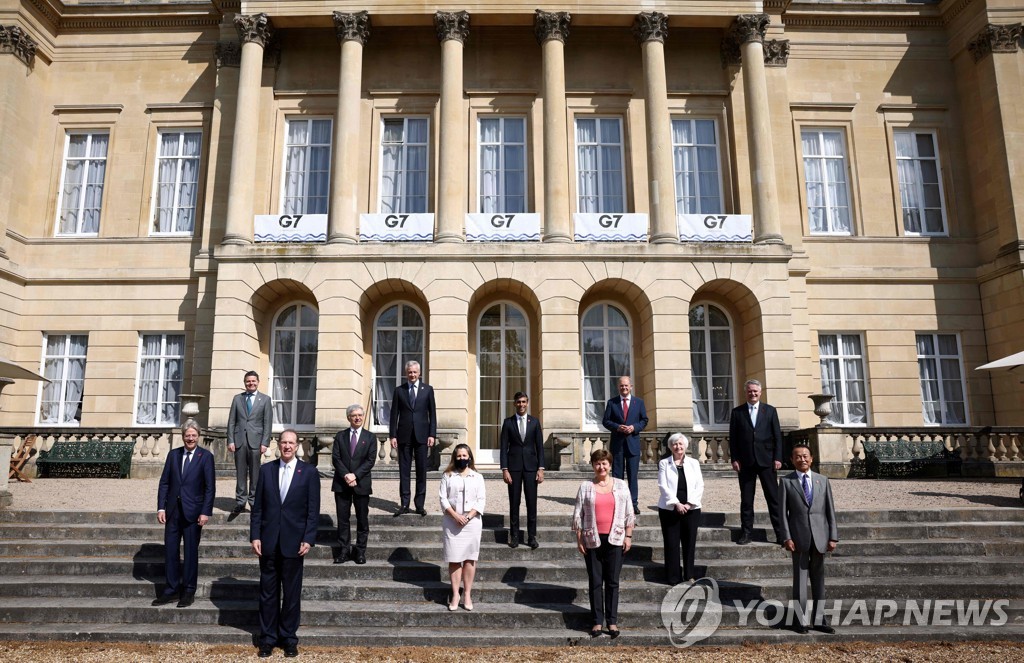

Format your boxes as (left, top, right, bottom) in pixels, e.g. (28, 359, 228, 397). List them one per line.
(602, 376, 649, 515)
(250, 429, 320, 659)
(154, 419, 215, 608)
(729, 379, 783, 545)
(331, 404, 376, 564)
(499, 392, 545, 549)
(388, 360, 436, 516)
(227, 370, 273, 515)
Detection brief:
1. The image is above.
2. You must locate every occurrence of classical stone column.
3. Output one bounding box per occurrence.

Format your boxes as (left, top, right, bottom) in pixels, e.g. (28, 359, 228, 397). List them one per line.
(535, 10, 572, 243)
(634, 12, 678, 244)
(329, 11, 371, 244)
(434, 11, 469, 243)
(222, 13, 273, 245)
(730, 14, 783, 244)
(0, 25, 38, 260)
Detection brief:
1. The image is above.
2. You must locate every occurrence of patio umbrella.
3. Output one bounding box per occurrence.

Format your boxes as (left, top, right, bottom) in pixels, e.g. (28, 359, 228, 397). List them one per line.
(976, 350, 1024, 371)
(0, 355, 48, 382)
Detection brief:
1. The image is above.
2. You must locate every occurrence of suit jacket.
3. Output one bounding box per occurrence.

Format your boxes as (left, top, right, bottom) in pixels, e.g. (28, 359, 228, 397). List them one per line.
(778, 470, 839, 554)
(499, 414, 545, 473)
(388, 381, 437, 445)
(728, 401, 783, 468)
(602, 395, 649, 457)
(250, 458, 321, 558)
(157, 445, 215, 523)
(331, 428, 377, 495)
(656, 455, 704, 510)
(227, 390, 273, 449)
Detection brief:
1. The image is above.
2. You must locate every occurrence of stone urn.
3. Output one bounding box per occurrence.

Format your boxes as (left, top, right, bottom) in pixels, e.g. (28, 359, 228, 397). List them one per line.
(808, 393, 835, 427)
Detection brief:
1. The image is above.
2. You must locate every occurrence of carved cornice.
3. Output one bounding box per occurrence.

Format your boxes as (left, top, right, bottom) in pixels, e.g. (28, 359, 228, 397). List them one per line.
(633, 12, 668, 45)
(333, 11, 371, 45)
(730, 14, 770, 46)
(234, 13, 274, 48)
(434, 10, 469, 44)
(534, 9, 570, 45)
(783, 16, 943, 30)
(967, 23, 1022, 62)
(764, 39, 790, 67)
(0, 25, 38, 68)
(215, 39, 281, 69)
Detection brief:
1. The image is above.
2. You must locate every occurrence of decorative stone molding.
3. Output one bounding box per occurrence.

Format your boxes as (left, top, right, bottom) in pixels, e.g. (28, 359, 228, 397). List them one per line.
(730, 13, 770, 46)
(215, 39, 281, 69)
(721, 36, 741, 67)
(632, 11, 668, 44)
(534, 9, 571, 45)
(333, 10, 371, 44)
(764, 39, 790, 67)
(967, 23, 1022, 62)
(234, 13, 274, 48)
(721, 15, 777, 67)
(0, 25, 38, 68)
(434, 10, 469, 44)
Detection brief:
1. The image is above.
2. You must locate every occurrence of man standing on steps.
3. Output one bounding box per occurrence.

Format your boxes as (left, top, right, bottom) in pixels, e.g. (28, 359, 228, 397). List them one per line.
(251, 429, 320, 658)
(389, 360, 436, 516)
(154, 419, 215, 608)
(227, 370, 273, 516)
(729, 379, 783, 545)
(779, 443, 839, 634)
(499, 391, 545, 549)
(332, 404, 376, 564)
(602, 376, 649, 515)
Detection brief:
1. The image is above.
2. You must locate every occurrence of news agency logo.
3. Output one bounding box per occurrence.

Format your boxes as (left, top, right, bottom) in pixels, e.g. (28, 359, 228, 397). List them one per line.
(660, 577, 723, 648)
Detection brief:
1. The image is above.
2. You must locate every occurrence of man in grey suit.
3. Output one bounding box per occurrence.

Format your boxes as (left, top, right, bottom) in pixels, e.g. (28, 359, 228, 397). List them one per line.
(331, 404, 376, 564)
(227, 370, 273, 515)
(778, 442, 839, 634)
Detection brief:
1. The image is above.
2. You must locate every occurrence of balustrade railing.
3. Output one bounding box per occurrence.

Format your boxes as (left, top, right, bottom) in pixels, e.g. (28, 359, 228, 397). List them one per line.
(843, 427, 1024, 464)
(557, 430, 733, 470)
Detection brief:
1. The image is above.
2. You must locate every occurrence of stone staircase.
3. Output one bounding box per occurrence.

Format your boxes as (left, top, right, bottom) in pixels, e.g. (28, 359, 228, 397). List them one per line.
(0, 507, 1022, 646)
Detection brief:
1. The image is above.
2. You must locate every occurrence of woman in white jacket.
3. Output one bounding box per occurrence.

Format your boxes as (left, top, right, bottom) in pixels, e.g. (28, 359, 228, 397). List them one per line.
(657, 433, 704, 585)
(439, 443, 485, 611)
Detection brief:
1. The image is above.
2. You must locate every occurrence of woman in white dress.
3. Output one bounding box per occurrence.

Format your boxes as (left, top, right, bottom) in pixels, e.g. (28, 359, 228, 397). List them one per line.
(439, 443, 486, 611)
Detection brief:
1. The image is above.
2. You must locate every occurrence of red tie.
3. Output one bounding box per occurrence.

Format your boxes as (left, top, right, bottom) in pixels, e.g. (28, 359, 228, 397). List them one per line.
(622, 398, 629, 420)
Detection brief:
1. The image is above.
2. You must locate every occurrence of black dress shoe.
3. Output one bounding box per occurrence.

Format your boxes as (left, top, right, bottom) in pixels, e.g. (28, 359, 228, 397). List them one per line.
(633, 505, 640, 515)
(528, 537, 539, 550)
(257, 645, 273, 658)
(283, 645, 299, 658)
(794, 624, 810, 634)
(151, 592, 177, 606)
(232, 504, 246, 514)
(508, 531, 519, 548)
(608, 627, 620, 639)
(589, 627, 603, 638)
(333, 550, 349, 564)
(813, 623, 835, 634)
(176, 593, 194, 608)
(353, 550, 366, 565)
(415, 507, 427, 516)
(393, 506, 411, 517)
(736, 533, 753, 545)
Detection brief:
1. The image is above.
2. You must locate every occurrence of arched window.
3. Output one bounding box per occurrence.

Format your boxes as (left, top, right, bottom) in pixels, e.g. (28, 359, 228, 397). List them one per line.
(689, 303, 734, 428)
(581, 303, 632, 428)
(271, 303, 318, 429)
(477, 303, 529, 463)
(372, 303, 425, 429)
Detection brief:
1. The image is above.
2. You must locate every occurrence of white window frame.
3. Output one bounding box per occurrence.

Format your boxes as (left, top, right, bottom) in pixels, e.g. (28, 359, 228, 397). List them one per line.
(378, 116, 430, 214)
(895, 129, 947, 236)
(270, 303, 319, 431)
(371, 302, 426, 432)
(36, 333, 89, 426)
(477, 116, 528, 214)
(801, 128, 853, 236)
(689, 302, 735, 431)
(916, 332, 968, 426)
(574, 116, 626, 214)
(133, 333, 186, 426)
(55, 131, 109, 237)
(476, 302, 531, 464)
(280, 116, 333, 215)
(150, 129, 202, 236)
(580, 302, 633, 430)
(817, 332, 870, 427)
(672, 117, 724, 215)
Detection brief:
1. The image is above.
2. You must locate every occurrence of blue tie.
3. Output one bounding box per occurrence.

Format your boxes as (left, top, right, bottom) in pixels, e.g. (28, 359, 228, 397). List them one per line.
(802, 474, 812, 506)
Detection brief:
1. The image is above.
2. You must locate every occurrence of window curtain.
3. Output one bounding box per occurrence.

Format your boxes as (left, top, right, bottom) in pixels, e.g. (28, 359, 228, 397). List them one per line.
(40, 336, 87, 424)
(576, 120, 598, 213)
(162, 335, 184, 424)
(175, 133, 201, 232)
(916, 335, 940, 424)
(841, 335, 866, 424)
(283, 121, 309, 216)
(82, 136, 108, 234)
(136, 335, 162, 425)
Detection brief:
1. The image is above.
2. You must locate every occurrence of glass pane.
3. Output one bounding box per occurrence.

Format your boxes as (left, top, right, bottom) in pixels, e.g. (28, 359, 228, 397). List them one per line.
(378, 305, 399, 327)
(401, 305, 423, 327)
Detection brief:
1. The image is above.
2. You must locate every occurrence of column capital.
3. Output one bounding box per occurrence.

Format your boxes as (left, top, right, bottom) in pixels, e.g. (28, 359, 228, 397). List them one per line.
(434, 10, 470, 44)
(730, 13, 770, 46)
(764, 39, 790, 67)
(633, 12, 668, 45)
(333, 11, 371, 45)
(968, 23, 1022, 62)
(0, 25, 38, 68)
(234, 13, 274, 47)
(534, 9, 571, 45)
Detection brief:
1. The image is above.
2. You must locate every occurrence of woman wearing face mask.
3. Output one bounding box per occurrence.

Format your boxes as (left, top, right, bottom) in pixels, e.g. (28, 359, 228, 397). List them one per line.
(439, 443, 486, 611)
(572, 448, 635, 638)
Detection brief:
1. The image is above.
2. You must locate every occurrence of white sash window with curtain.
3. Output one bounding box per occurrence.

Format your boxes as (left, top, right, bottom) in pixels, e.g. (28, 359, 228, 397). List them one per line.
(477, 303, 529, 462)
(272, 304, 319, 429)
(801, 128, 852, 235)
(38, 334, 88, 425)
(818, 333, 868, 426)
(575, 117, 624, 213)
(135, 333, 185, 425)
(479, 117, 526, 213)
(282, 118, 332, 215)
(895, 130, 946, 236)
(672, 118, 723, 215)
(916, 333, 967, 425)
(689, 304, 733, 428)
(379, 117, 429, 214)
(151, 130, 202, 235)
(57, 132, 108, 236)
(372, 303, 424, 430)
(581, 303, 632, 428)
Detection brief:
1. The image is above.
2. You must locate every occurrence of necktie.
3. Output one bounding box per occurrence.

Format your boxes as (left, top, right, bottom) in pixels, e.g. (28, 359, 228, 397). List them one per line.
(246, 394, 253, 413)
(519, 416, 526, 440)
(750, 404, 757, 426)
(182, 451, 192, 476)
(280, 463, 291, 502)
(622, 398, 629, 420)
(410, 383, 417, 404)
(350, 429, 358, 456)
(802, 473, 812, 506)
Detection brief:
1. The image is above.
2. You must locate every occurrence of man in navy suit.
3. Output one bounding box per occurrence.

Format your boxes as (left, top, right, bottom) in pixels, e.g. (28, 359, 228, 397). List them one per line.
(729, 379, 784, 545)
(602, 376, 649, 515)
(388, 360, 436, 516)
(499, 392, 545, 549)
(331, 404, 376, 564)
(251, 429, 321, 658)
(154, 419, 215, 608)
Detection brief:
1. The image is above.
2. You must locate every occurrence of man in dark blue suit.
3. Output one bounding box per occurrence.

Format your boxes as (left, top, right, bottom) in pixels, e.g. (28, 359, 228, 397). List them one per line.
(154, 419, 215, 608)
(251, 429, 321, 659)
(602, 376, 649, 515)
(729, 379, 784, 545)
(331, 404, 376, 564)
(388, 360, 436, 516)
(499, 392, 545, 549)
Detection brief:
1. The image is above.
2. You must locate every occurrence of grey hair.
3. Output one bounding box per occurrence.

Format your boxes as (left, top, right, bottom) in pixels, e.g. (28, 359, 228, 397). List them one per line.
(744, 379, 762, 389)
(346, 403, 364, 417)
(666, 432, 689, 448)
(181, 419, 201, 436)
(404, 360, 421, 371)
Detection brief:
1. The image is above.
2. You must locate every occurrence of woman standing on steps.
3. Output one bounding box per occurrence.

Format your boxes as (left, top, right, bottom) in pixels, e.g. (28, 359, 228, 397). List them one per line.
(439, 443, 486, 611)
(656, 433, 704, 586)
(572, 448, 635, 639)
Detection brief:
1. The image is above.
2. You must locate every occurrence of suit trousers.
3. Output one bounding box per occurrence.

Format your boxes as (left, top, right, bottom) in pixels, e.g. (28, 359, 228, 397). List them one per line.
(611, 450, 641, 508)
(234, 445, 262, 507)
(507, 470, 539, 539)
(791, 547, 827, 627)
(259, 548, 305, 648)
(584, 534, 624, 628)
(658, 507, 701, 585)
(163, 508, 202, 595)
(334, 491, 370, 553)
(397, 442, 429, 510)
(738, 463, 782, 537)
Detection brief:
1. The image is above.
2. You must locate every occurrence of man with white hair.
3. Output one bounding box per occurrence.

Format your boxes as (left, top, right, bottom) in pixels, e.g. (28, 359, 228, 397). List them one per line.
(388, 360, 436, 516)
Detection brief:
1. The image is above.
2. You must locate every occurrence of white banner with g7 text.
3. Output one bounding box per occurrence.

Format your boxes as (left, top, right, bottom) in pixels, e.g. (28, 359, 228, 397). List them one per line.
(466, 213, 541, 242)
(677, 214, 753, 243)
(573, 213, 648, 242)
(359, 213, 434, 242)
(254, 214, 327, 243)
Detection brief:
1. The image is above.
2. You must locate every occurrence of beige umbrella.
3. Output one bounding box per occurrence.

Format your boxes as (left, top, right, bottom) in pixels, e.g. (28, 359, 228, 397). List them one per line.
(0, 355, 48, 382)
(976, 350, 1024, 372)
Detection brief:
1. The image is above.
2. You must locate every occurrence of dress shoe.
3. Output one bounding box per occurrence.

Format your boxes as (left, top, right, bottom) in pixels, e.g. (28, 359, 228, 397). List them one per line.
(176, 592, 195, 608)
(813, 623, 836, 634)
(794, 624, 810, 634)
(736, 533, 753, 545)
(508, 532, 519, 548)
(257, 645, 273, 658)
(633, 505, 640, 515)
(151, 592, 177, 606)
(608, 626, 620, 639)
(283, 645, 299, 658)
(353, 550, 366, 565)
(463, 600, 474, 611)
(393, 506, 411, 517)
(232, 504, 246, 514)
(527, 537, 539, 550)
(590, 627, 604, 638)
(415, 507, 428, 516)
(333, 550, 349, 564)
